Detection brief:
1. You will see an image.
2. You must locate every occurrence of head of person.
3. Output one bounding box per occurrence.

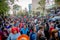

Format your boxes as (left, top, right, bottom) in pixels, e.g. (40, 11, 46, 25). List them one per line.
(39, 25, 44, 31)
(6, 22, 9, 26)
(50, 22, 54, 27)
(11, 27, 19, 34)
(56, 21, 59, 25)
(32, 27, 36, 32)
(51, 29, 58, 39)
(24, 24, 27, 29)
(1, 27, 5, 31)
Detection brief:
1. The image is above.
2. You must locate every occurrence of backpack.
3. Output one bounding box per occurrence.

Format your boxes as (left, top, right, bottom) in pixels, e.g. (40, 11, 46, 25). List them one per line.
(30, 32, 36, 40)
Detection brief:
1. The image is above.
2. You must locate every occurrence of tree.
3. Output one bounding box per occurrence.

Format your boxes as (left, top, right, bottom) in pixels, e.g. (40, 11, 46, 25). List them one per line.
(9, 0, 20, 16)
(55, 0, 60, 6)
(13, 4, 21, 16)
(10, 0, 19, 4)
(10, 0, 14, 4)
(38, 0, 45, 7)
(55, 0, 60, 4)
(38, 0, 46, 16)
(13, 4, 20, 10)
(0, 0, 9, 16)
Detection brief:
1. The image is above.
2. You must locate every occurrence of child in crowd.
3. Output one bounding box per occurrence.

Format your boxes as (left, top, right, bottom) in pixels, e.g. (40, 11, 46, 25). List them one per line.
(7, 27, 20, 40)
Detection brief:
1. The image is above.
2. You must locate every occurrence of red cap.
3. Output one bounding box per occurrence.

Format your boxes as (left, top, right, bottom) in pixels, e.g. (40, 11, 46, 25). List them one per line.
(11, 27, 19, 34)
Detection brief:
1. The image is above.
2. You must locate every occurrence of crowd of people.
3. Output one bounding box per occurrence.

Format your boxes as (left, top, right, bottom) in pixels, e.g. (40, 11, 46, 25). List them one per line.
(0, 15, 60, 40)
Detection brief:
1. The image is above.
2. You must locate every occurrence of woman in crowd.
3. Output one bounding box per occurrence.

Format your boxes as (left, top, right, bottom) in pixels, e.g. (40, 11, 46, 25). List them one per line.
(7, 27, 20, 40)
(20, 24, 29, 35)
(49, 29, 59, 40)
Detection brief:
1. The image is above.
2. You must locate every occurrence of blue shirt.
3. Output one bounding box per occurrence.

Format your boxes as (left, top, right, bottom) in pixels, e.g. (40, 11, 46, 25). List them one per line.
(30, 32, 37, 40)
(20, 28, 29, 34)
(7, 33, 20, 40)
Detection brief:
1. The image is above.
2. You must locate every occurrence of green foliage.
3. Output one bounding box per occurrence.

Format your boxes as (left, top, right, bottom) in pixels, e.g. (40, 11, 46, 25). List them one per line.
(38, 0, 45, 16)
(0, 0, 9, 15)
(13, 4, 20, 10)
(10, 0, 14, 4)
(41, 13, 44, 16)
(38, 0, 45, 7)
(10, 0, 18, 4)
(55, 0, 60, 6)
(55, 0, 60, 2)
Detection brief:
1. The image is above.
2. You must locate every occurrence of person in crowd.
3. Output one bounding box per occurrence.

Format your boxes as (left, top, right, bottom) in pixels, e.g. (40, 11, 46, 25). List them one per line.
(0, 15, 60, 40)
(55, 21, 60, 39)
(37, 25, 47, 40)
(7, 27, 20, 40)
(2, 27, 9, 40)
(30, 27, 37, 40)
(44, 22, 50, 39)
(49, 29, 59, 40)
(5, 22, 11, 30)
(14, 20, 20, 27)
(49, 22, 54, 32)
(20, 24, 29, 35)
(19, 21, 24, 30)
(35, 23, 39, 32)
(10, 21, 14, 26)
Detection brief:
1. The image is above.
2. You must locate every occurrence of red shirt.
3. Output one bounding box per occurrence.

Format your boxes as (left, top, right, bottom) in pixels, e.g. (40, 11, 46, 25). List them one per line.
(19, 23, 23, 29)
(50, 26, 54, 32)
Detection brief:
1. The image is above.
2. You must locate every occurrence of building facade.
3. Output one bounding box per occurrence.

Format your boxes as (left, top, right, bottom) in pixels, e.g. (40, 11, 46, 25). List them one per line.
(28, 4, 32, 14)
(32, 0, 40, 11)
(32, 0, 46, 16)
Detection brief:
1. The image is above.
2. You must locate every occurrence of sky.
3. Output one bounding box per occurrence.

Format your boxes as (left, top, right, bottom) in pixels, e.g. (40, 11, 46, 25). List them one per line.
(15, 0, 32, 10)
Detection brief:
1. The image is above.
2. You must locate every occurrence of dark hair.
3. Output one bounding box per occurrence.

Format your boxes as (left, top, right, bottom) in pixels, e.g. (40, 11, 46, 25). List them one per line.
(6, 22, 9, 24)
(1, 27, 4, 31)
(56, 21, 59, 24)
(31, 27, 35, 32)
(39, 27, 43, 30)
(24, 24, 27, 27)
